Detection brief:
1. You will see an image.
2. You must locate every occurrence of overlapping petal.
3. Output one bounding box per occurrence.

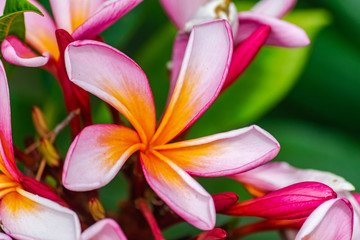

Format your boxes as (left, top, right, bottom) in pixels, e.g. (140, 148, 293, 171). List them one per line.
(72, 0, 143, 40)
(140, 151, 215, 230)
(236, 12, 310, 47)
(81, 218, 127, 240)
(251, 0, 297, 18)
(168, 32, 189, 99)
(0, 233, 11, 240)
(0, 188, 81, 240)
(154, 125, 279, 176)
(1, 36, 50, 67)
(232, 162, 355, 194)
(295, 198, 353, 240)
(63, 124, 142, 191)
(0, 61, 19, 180)
(159, 0, 209, 29)
(65, 40, 156, 144)
(24, 0, 59, 59)
(152, 20, 233, 146)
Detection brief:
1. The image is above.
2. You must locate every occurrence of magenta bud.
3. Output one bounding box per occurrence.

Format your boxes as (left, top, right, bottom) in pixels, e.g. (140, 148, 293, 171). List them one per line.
(223, 182, 337, 219)
(213, 192, 239, 212)
(195, 228, 227, 240)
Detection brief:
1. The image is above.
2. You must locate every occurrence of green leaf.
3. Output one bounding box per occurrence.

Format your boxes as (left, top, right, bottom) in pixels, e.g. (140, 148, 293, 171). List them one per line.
(188, 9, 331, 138)
(0, 0, 43, 43)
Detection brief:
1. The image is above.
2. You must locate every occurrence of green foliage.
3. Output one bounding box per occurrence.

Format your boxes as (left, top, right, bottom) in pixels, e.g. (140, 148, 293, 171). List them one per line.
(0, 0, 42, 43)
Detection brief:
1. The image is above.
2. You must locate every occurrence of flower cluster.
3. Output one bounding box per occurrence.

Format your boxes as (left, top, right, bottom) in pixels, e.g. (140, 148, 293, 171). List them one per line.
(0, 0, 355, 239)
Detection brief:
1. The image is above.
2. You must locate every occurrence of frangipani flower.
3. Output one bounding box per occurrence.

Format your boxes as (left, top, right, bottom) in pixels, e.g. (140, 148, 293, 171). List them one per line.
(295, 198, 353, 240)
(233, 162, 360, 239)
(160, 0, 310, 91)
(81, 218, 127, 240)
(62, 20, 280, 230)
(0, 61, 81, 239)
(1, 0, 143, 136)
(1, 0, 142, 68)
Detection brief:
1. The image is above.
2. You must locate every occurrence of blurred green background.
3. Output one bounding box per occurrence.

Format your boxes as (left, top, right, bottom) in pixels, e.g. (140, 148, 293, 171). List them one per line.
(5, 0, 360, 239)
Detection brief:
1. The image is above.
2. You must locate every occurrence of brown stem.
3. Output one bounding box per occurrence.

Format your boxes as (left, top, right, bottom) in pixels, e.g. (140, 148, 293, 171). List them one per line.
(35, 158, 46, 181)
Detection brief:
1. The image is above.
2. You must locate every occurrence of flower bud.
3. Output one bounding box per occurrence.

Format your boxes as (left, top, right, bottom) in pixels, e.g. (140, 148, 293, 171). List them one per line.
(195, 228, 227, 240)
(212, 192, 238, 212)
(39, 138, 60, 167)
(224, 182, 337, 219)
(89, 197, 106, 221)
(32, 106, 50, 138)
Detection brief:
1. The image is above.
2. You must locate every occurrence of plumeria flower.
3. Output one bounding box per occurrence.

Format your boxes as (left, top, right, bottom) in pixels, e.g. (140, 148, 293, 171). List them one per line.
(233, 162, 360, 239)
(295, 198, 353, 240)
(160, 0, 310, 92)
(1, 0, 142, 136)
(81, 218, 127, 240)
(62, 20, 280, 230)
(0, 60, 81, 240)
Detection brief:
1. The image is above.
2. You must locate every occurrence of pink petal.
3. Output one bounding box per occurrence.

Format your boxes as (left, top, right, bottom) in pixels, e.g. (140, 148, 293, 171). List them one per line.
(338, 192, 360, 239)
(0, 61, 20, 180)
(0, 233, 11, 240)
(295, 198, 353, 240)
(236, 12, 310, 48)
(1, 36, 50, 67)
(72, 0, 143, 40)
(0, 189, 81, 240)
(48, 0, 72, 33)
(81, 218, 127, 240)
(251, 0, 297, 18)
(24, 0, 59, 60)
(159, 0, 210, 29)
(152, 20, 233, 146)
(154, 125, 279, 177)
(168, 32, 189, 100)
(232, 162, 355, 194)
(65, 40, 156, 144)
(225, 182, 337, 219)
(140, 151, 215, 230)
(63, 124, 142, 191)
(223, 24, 270, 89)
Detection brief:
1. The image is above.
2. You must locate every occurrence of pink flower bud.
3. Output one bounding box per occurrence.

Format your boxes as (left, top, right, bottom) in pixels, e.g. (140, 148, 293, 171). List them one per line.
(212, 192, 239, 212)
(224, 182, 336, 219)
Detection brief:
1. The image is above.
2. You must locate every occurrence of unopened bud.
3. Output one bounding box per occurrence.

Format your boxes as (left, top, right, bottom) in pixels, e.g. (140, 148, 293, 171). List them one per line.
(196, 228, 227, 240)
(224, 182, 337, 219)
(32, 106, 50, 138)
(212, 192, 238, 212)
(39, 138, 60, 167)
(89, 198, 106, 221)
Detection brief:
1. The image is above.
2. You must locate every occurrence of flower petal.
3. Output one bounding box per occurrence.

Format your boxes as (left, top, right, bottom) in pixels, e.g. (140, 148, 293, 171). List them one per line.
(159, 0, 210, 29)
(24, 0, 59, 59)
(251, 0, 297, 18)
(295, 198, 353, 240)
(236, 12, 310, 48)
(0, 61, 20, 180)
(81, 218, 127, 240)
(154, 125, 279, 177)
(1, 36, 50, 67)
(63, 124, 142, 191)
(152, 20, 233, 146)
(0, 233, 11, 240)
(65, 40, 156, 144)
(168, 32, 189, 100)
(232, 162, 355, 194)
(338, 191, 360, 240)
(72, 0, 143, 40)
(140, 151, 215, 230)
(0, 188, 81, 240)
